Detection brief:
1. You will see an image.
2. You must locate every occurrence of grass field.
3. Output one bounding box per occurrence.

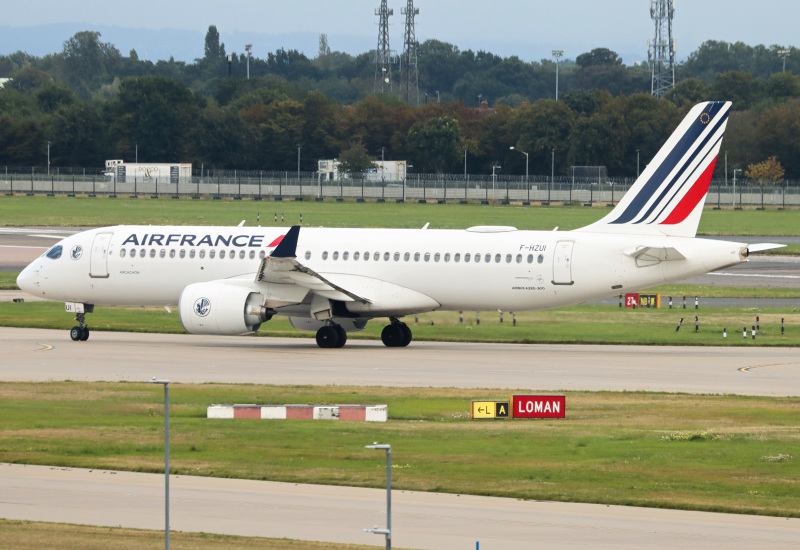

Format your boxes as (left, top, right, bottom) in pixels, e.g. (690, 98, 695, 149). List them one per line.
(0, 519, 391, 550)
(1, 382, 798, 518)
(1, 195, 799, 238)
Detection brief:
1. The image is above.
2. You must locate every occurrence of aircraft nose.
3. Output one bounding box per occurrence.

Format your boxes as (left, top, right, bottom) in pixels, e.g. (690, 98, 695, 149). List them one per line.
(16, 264, 38, 293)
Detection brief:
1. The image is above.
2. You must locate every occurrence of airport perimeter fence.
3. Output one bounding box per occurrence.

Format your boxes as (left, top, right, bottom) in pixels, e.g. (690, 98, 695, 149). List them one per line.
(2, 166, 800, 207)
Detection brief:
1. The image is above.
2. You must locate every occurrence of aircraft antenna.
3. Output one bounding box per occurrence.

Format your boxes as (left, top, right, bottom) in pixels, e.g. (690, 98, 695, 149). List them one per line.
(401, 0, 420, 104)
(374, 0, 395, 94)
(648, 0, 675, 99)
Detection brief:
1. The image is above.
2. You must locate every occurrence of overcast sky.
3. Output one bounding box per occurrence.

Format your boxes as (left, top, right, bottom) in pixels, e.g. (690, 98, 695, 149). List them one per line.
(2, 0, 798, 63)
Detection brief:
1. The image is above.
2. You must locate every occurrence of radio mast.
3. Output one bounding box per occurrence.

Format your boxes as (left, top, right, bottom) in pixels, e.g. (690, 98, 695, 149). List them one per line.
(374, 0, 394, 94)
(401, 1, 420, 104)
(648, 0, 675, 99)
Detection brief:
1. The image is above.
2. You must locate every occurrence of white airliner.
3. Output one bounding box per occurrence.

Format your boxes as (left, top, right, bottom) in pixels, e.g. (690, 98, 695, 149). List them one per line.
(16, 101, 782, 348)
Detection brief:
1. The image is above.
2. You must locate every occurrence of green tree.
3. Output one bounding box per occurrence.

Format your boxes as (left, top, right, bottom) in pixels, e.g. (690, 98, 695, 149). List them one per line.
(336, 140, 376, 178)
(712, 71, 763, 110)
(407, 116, 462, 173)
(745, 155, 784, 184)
(60, 31, 121, 98)
(664, 78, 710, 107)
(766, 71, 800, 102)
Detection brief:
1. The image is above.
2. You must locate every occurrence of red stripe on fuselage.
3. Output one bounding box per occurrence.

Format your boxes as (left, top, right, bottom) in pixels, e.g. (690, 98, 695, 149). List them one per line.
(660, 157, 717, 225)
(267, 235, 284, 247)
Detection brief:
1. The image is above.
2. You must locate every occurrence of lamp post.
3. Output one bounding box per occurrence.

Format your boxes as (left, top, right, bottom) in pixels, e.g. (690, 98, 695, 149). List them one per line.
(636, 149, 640, 177)
(510, 146, 529, 203)
(296, 144, 301, 181)
(778, 49, 790, 72)
(245, 44, 253, 79)
(146, 378, 171, 550)
(363, 443, 392, 550)
(552, 50, 564, 100)
(47, 141, 51, 175)
(733, 168, 741, 208)
(135, 141, 138, 163)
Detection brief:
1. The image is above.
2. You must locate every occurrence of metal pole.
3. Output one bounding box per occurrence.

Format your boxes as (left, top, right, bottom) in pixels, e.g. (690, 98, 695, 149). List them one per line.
(146, 379, 170, 550)
(364, 443, 391, 549)
(297, 145, 301, 181)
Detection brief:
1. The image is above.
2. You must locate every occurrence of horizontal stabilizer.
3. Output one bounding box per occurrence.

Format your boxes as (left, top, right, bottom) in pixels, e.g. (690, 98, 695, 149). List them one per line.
(624, 245, 686, 267)
(747, 243, 786, 253)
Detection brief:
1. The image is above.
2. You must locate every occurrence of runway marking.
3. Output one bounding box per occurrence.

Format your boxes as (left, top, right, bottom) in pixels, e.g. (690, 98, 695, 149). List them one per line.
(738, 363, 783, 374)
(712, 273, 800, 280)
(36, 343, 54, 352)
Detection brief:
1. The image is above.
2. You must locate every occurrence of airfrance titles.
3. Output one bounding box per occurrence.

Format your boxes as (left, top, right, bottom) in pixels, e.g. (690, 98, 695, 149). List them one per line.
(121, 233, 275, 248)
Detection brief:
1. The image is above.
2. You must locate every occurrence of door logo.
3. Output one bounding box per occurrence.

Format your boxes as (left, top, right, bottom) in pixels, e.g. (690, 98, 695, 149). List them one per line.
(194, 297, 211, 317)
(70, 245, 83, 260)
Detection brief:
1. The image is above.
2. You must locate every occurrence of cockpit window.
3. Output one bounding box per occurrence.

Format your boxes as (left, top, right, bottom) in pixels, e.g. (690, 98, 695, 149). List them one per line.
(45, 245, 63, 259)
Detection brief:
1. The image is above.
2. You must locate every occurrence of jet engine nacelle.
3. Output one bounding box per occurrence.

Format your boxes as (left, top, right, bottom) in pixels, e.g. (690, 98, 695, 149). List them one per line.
(179, 281, 272, 335)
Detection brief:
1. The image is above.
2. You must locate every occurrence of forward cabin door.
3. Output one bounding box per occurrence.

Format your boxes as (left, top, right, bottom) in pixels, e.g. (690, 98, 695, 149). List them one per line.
(552, 240, 575, 285)
(90, 232, 113, 278)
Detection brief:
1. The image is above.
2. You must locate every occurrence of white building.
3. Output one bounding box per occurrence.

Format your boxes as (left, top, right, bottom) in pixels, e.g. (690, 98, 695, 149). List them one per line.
(318, 159, 407, 182)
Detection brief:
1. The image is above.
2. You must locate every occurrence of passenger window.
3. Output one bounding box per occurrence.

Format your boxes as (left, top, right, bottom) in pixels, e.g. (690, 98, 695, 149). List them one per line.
(485, 253, 491, 263)
(364, 252, 370, 261)
(474, 253, 480, 263)
(343, 251, 349, 261)
(464, 253, 470, 262)
(538, 254, 544, 264)
(505, 254, 512, 263)
(322, 251, 328, 260)
(394, 252, 400, 262)
(120, 249, 126, 258)
(404, 252, 410, 262)
(354, 251, 360, 260)
(180, 249, 186, 259)
(249, 250, 255, 259)
(259, 250, 266, 259)
(209, 250, 216, 259)
(129, 249, 135, 258)
(45, 245, 63, 259)
(333, 251, 339, 260)
(189, 249, 195, 259)
(219, 250, 226, 259)
(434, 253, 441, 262)
(384, 252, 390, 261)
(149, 249, 156, 258)
(139, 249, 146, 258)
(527, 254, 533, 263)
(169, 250, 176, 259)
(454, 253, 461, 263)
(198, 250, 205, 259)
(424, 252, 430, 262)
(495, 254, 501, 263)
(159, 249, 166, 258)
(414, 252, 420, 262)
(304, 251, 311, 260)
(444, 253, 451, 262)
(516, 254, 522, 263)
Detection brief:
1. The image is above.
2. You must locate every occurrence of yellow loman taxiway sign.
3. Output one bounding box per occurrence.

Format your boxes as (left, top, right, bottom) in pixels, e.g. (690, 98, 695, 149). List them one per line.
(471, 401, 510, 419)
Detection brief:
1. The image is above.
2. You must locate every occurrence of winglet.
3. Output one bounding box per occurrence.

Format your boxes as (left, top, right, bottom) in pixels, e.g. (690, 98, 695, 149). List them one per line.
(271, 225, 300, 258)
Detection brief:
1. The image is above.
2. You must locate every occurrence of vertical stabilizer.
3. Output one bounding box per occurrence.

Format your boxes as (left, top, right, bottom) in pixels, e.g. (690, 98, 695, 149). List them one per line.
(578, 101, 731, 238)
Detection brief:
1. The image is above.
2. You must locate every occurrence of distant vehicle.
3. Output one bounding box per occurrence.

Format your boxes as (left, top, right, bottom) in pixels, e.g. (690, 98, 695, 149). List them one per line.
(17, 102, 783, 349)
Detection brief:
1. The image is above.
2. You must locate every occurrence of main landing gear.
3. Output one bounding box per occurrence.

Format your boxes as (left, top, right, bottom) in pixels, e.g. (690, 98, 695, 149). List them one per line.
(381, 318, 412, 348)
(315, 322, 347, 349)
(70, 312, 90, 341)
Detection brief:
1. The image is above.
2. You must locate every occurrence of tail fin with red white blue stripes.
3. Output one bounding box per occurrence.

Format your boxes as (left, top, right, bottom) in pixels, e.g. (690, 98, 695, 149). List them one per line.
(578, 101, 731, 238)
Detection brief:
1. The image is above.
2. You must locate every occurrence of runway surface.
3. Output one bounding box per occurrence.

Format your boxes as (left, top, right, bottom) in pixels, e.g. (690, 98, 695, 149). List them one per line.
(3, 327, 799, 396)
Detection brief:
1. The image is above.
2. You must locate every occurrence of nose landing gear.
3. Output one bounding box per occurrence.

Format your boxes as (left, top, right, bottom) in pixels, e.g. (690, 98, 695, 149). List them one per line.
(66, 304, 93, 341)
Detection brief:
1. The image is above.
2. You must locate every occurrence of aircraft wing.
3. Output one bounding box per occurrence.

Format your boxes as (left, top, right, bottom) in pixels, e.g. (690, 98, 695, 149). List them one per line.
(256, 226, 371, 304)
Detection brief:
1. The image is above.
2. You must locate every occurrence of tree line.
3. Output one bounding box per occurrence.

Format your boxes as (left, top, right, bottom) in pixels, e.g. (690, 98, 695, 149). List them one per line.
(1, 29, 799, 179)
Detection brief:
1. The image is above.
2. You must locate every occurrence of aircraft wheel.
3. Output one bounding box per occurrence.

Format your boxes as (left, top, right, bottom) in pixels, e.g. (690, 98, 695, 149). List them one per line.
(334, 325, 347, 348)
(399, 323, 412, 347)
(316, 325, 340, 348)
(80, 327, 90, 341)
(381, 324, 404, 347)
(70, 326, 82, 341)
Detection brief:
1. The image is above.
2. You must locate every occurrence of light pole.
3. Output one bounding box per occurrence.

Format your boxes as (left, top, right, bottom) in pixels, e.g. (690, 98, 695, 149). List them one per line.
(552, 50, 564, 100)
(364, 443, 391, 550)
(509, 146, 529, 183)
(491, 163, 501, 190)
(636, 149, 640, 177)
(778, 49, 790, 72)
(146, 378, 170, 550)
(245, 44, 252, 79)
(296, 144, 301, 181)
(47, 141, 51, 175)
(135, 141, 138, 163)
(733, 168, 741, 208)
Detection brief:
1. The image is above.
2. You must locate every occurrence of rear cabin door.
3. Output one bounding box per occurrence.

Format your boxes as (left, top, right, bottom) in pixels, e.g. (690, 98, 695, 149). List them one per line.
(552, 240, 575, 285)
(90, 232, 113, 278)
